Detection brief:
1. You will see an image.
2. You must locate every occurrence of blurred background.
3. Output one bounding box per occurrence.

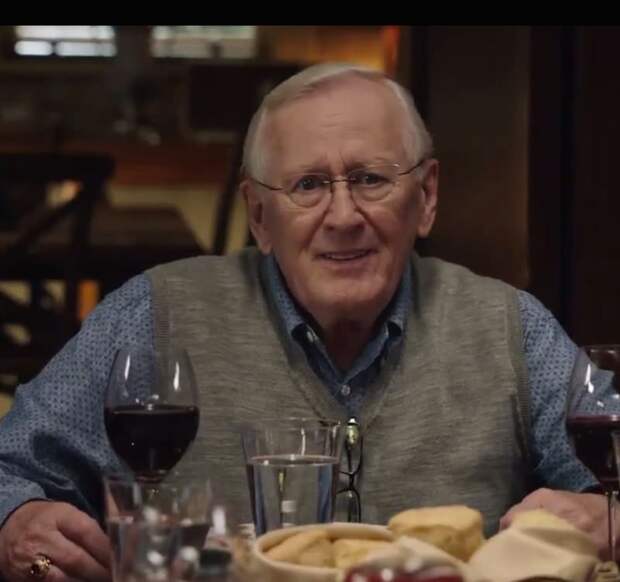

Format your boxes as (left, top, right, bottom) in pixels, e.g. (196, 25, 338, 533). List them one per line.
(1, 25, 619, 413)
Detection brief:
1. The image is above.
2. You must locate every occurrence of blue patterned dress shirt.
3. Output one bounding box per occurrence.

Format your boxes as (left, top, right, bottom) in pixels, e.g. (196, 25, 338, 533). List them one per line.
(0, 254, 600, 525)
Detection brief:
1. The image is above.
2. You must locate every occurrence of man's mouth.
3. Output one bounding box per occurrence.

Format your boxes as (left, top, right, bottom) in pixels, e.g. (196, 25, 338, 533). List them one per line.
(319, 250, 373, 261)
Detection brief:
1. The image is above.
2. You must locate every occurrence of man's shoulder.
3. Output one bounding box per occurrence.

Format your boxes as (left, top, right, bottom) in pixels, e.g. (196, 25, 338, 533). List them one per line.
(415, 254, 519, 298)
(146, 248, 262, 282)
(145, 248, 264, 307)
(96, 272, 152, 314)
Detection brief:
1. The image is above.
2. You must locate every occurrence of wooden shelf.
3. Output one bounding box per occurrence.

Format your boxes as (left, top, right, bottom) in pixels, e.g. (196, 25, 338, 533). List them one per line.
(0, 138, 234, 186)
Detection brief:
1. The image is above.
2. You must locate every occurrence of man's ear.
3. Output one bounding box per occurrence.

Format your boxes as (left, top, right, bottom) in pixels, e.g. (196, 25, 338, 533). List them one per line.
(242, 179, 272, 254)
(416, 159, 439, 238)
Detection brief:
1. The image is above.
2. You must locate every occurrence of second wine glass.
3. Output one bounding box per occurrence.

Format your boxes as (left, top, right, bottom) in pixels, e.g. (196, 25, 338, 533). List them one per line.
(104, 346, 200, 483)
(566, 344, 620, 562)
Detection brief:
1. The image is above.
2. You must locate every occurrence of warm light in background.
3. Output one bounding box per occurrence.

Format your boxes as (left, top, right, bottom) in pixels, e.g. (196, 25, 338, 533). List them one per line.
(258, 26, 399, 72)
(382, 26, 401, 77)
(9, 25, 399, 73)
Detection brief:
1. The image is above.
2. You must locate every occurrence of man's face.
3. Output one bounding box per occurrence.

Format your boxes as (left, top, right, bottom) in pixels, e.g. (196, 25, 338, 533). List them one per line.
(244, 77, 438, 329)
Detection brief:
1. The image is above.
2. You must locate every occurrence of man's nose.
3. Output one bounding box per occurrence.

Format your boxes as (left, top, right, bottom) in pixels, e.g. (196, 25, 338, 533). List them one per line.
(323, 180, 364, 228)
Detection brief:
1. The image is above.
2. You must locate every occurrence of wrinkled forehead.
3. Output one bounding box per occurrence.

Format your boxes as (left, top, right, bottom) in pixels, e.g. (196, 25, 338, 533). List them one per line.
(262, 78, 409, 171)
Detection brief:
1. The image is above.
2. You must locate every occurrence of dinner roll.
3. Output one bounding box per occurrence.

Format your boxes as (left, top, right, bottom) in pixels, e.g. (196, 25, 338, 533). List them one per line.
(265, 529, 332, 565)
(387, 505, 484, 561)
(332, 539, 394, 570)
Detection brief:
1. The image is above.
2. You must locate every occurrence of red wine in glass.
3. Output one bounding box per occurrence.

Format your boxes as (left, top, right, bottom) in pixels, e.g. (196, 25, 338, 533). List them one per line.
(566, 415, 620, 491)
(105, 403, 199, 483)
(567, 345, 620, 562)
(104, 347, 200, 483)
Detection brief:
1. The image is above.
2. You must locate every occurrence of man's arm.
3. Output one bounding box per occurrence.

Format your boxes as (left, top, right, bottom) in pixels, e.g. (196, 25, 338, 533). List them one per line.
(518, 290, 597, 491)
(0, 274, 153, 580)
(504, 291, 614, 558)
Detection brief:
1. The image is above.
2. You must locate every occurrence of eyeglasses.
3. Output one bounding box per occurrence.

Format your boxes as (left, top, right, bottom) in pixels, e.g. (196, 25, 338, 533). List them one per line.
(251, 159, 426, 209)
(336, 417, 363, 523)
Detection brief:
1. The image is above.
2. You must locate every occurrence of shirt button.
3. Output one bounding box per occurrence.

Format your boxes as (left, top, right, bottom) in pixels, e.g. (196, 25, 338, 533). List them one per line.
(340, 384, 351, 397)
(305, 329, 316, 343)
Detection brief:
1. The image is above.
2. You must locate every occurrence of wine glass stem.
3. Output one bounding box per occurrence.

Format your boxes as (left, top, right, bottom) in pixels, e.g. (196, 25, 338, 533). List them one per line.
(607, 490, 617, 563)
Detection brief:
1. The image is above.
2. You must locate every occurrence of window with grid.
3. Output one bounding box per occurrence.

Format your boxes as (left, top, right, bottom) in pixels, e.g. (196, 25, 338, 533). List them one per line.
(150, 26, 257, 59)
(14, 25, 116, 57)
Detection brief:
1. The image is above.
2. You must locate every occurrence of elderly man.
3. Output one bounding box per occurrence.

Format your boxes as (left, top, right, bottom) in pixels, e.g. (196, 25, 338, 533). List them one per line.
(0, 63, 612, 581)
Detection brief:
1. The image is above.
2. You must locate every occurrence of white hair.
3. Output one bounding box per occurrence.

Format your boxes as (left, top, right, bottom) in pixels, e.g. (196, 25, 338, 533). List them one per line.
(242, 62, 434, 181)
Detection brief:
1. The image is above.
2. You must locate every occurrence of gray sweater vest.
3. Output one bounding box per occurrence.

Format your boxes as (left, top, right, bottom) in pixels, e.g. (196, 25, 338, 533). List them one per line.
(147, 249, 532, 535)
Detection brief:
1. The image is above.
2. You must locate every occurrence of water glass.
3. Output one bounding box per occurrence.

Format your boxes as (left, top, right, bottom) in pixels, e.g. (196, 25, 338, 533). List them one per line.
(103, 472, 213, 581)
(241, 417, 344, 535)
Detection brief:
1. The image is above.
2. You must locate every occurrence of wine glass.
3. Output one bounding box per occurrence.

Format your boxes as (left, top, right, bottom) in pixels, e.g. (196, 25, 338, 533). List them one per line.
(566, 344, 620, 562)
(104, 346, 200, 483)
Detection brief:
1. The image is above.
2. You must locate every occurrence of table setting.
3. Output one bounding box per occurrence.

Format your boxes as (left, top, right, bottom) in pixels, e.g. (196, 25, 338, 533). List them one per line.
(97, 344, 620, 582)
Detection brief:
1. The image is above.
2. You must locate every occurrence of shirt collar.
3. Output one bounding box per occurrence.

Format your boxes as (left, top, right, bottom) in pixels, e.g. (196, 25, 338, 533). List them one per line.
(262, 253, 411, 341)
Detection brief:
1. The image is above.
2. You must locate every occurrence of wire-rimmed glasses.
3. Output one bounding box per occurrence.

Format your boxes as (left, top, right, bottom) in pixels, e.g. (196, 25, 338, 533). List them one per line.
(252, 158, 427, 208)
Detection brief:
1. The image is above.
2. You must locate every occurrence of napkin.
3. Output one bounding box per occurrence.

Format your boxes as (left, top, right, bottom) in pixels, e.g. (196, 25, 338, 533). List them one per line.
(354, 517, 600, 582)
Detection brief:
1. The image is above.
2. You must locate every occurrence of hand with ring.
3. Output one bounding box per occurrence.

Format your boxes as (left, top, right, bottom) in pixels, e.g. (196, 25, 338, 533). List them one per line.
(0, 500, 111, 581)
(29, 554, 52, 579)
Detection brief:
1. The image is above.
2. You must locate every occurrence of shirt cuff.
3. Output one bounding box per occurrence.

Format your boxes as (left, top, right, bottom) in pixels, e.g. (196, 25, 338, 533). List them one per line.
(0, 483, 48, 529)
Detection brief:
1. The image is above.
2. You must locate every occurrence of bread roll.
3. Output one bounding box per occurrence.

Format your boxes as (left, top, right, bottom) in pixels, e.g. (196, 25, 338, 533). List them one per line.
(387, 505, 484, 561)
(296, 536, 335, 567)
(332, 539, 394, 570)
(265, 529, 331, 564)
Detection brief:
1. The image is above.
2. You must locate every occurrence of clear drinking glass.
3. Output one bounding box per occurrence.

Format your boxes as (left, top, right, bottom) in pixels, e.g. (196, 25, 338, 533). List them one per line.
(241, 417, 344, 535)
(103, 472, 213, 581)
